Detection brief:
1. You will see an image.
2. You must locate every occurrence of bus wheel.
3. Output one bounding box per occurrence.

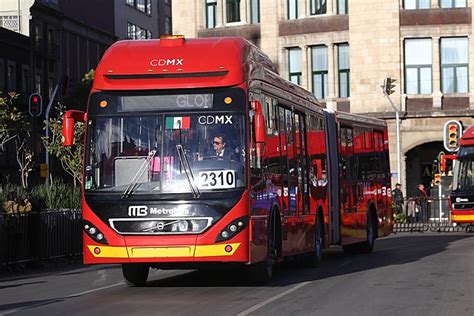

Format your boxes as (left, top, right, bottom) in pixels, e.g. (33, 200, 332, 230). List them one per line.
(360, 211, 376, 253)
(303, 215, 323, 267)
(122, 263, 149, 287)
(248, 212, 277, 284)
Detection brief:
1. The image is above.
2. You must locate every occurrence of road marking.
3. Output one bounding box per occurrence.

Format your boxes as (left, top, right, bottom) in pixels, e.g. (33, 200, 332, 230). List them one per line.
(0, 282, 125, 315)
(237, 281, 311, 316)
(65, 282, 125, 298)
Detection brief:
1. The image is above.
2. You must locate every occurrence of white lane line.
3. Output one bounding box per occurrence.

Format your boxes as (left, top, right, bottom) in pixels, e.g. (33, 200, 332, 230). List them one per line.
(237, 281, 311, 316)
(0, 282, 125, 315)
(65, 282, 125, 298)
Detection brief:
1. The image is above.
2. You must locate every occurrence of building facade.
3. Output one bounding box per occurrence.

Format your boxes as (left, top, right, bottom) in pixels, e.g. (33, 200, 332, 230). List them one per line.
(59, 0, 172, 40)
(173, 0, 474, 196)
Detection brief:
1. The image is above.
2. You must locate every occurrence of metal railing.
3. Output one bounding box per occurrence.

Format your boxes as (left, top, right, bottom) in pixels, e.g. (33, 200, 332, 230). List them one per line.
(0, 210, 82, 266)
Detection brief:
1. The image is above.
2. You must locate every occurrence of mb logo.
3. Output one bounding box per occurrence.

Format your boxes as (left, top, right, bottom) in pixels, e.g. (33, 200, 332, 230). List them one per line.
(128, 206, 148, 217)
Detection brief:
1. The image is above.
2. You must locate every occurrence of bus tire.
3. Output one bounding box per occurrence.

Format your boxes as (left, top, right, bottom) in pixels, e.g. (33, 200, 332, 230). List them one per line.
(122, 263, 149, 287)
(303, 212, 324, 267)
(248, 210, 277, 284)
(360, 208, 376, 254)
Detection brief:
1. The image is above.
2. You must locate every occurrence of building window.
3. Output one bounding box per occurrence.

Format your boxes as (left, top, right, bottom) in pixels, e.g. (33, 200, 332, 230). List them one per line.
(338, 44, 350, 98)
(0, 15, 19, 32)
(126, 0, 151, 15)
(440, 0, 467, 8)
(441, 37, 469, 93)
(250, 0, 260, 24)
(288, 0, 298, 19)
(127, 22, 152, 39)
(164, 16, 172, 35)
(35, 74, 41, 93)
(404, 39, 432, 94)
(226, 0, 241, 23)
(288, 48, 302, 85)
(206, 0, 217, 28)
(337, 0, 348, 14)
(310, 0, 327, 15)
(311, 46, 328, 100)
(7, 63, 16, 91)
(404, 0, 430, 9)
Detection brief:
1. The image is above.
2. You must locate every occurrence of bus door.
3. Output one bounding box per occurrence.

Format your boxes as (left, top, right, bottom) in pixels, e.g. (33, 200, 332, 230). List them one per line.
(340, 126, 359, 242)
(325, 111, 340, 245)
(277, 106, 292, 255)
(294, 112, 311, 252)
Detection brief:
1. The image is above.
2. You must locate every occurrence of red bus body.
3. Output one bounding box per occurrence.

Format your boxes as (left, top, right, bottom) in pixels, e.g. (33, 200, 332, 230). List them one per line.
(450, 126, 474, 224)
(63, 37, 392, 282)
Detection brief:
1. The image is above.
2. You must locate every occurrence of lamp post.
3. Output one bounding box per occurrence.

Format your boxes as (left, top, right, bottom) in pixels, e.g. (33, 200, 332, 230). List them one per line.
(382, 78, 401, 184)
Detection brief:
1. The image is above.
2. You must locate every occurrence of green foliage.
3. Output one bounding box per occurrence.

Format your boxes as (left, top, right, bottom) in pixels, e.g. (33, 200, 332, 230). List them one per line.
(31, 180, 81, 210)
(394, 212, 408, 224)
(0, 92, 28, 151)
(1, 181, 81, 211)
(43, 103, 84, 186)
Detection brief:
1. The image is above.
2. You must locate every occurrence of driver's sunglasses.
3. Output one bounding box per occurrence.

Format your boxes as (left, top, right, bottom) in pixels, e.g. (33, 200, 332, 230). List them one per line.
(213, 141, 222, 145)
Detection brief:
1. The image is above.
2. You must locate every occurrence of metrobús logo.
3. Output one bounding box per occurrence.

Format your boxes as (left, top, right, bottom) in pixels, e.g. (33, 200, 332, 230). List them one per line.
(128, 206, 190, 217)
(149, 58, 184, 67)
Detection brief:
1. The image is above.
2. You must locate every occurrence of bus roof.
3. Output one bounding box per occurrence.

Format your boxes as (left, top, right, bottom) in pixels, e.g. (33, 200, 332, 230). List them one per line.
(93, 37, 277, 91)
(460, 126, 474, 146)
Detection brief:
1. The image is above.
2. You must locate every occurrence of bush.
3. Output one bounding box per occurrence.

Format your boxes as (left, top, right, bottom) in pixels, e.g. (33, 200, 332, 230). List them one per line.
(31, 180, 81, 210)
(1, 180, 81, 211)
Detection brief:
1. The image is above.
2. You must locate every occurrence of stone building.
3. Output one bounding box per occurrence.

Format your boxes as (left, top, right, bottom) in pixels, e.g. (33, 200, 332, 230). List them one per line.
(172, 0, 474, 196)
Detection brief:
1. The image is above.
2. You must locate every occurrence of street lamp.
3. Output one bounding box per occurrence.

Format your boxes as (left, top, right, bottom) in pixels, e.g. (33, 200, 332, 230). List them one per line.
(382, 78, 401, 184)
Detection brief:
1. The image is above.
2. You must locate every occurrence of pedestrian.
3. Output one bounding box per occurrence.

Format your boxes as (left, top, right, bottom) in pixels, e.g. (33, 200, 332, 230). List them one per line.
(414, 183, 428, 223)
(392, 183, 404, 215)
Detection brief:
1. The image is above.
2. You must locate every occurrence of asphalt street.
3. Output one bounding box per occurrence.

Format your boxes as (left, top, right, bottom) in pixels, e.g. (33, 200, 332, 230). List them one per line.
(0, 232, 473, 316)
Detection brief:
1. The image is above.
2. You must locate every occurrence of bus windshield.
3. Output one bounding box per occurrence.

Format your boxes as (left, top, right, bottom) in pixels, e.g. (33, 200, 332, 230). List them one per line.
(85, 113, 246, 196)
(452, 157, 474, 191)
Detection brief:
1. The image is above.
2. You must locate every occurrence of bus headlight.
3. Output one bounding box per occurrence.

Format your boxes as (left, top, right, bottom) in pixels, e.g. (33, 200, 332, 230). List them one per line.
(83, 220, 108, 244)
(216, 216, 248, 242)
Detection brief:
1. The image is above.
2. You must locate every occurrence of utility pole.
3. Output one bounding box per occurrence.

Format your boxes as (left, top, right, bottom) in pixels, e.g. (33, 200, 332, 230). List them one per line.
(382, 78, 401, 184)
(44, 84, 59, 188)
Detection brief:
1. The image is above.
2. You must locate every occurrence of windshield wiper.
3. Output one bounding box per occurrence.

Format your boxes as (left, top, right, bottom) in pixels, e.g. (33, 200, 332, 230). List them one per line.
(176, 144, 201, 199)
(121, 149, 157, 200)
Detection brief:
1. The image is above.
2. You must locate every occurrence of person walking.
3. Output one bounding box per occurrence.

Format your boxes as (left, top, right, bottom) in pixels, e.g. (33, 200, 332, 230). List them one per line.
(392, 183, 404, 215)
(414, 184, 428, 223)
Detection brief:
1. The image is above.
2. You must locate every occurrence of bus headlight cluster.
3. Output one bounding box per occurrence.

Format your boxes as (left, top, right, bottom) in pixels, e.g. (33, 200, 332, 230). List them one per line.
(83, 220, 108, 244)
(216, 216, 248, 242)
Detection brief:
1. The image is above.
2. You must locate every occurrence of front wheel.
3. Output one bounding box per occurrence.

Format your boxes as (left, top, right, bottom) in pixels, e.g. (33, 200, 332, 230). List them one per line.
(122, 263, 149, 287)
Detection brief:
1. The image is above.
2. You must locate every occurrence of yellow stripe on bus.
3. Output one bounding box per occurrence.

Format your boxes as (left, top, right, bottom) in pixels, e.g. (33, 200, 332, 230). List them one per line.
(88, 243, 240, 258)
(451, 214, 474, 221)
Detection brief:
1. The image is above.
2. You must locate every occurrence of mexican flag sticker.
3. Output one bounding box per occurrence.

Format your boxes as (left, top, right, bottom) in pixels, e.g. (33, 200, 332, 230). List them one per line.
(166, 116, 191, 129)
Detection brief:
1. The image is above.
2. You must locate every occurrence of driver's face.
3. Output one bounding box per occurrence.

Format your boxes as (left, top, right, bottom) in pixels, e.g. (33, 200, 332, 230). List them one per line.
(213, 137, 225, 153)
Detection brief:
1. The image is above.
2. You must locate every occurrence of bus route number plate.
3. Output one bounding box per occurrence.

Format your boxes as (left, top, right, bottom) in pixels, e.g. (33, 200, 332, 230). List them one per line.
(198, 170, 236, 189)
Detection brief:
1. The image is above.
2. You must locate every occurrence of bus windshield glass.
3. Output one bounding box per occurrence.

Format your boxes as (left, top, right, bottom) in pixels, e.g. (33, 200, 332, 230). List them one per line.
(452, 157, 474, 191)
(84, 113, 246, 195)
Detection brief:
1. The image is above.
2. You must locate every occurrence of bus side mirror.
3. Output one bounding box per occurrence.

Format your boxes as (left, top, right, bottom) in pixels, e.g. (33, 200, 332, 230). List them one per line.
(62, 110, 86, 146)
(251, 100, 266, 144)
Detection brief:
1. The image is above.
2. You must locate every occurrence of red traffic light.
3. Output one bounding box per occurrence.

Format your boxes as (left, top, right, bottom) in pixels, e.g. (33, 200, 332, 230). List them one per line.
(448, 125, 458, 132)
(29, 93, 43, 117)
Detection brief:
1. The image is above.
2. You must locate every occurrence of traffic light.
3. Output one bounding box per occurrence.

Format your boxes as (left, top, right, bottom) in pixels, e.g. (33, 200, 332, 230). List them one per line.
(434, 173, 441, 186)
(438, 151, 445, 174)
(443, 120, 462, 152)
(29, 93, 42, 117)
(384, 78, 397, 95)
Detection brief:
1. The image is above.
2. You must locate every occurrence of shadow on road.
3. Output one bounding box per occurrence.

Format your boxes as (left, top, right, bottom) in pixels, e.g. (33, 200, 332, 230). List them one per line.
(144, 233, 473, 288)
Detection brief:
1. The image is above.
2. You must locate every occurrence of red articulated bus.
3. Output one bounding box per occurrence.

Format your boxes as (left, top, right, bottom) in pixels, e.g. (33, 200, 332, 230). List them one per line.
(62, 36, 393, 286)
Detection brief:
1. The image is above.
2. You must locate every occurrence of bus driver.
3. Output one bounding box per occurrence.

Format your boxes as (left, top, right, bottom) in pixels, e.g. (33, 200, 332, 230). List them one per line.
(212, 134, 232, 159)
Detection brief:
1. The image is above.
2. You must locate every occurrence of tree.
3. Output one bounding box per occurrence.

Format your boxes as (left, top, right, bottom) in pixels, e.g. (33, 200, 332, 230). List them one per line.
(0, 92, 24, 151)
(16, 131, 34, 189)
(42, 70, 93, 186)
(43, 103, 84, 186)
